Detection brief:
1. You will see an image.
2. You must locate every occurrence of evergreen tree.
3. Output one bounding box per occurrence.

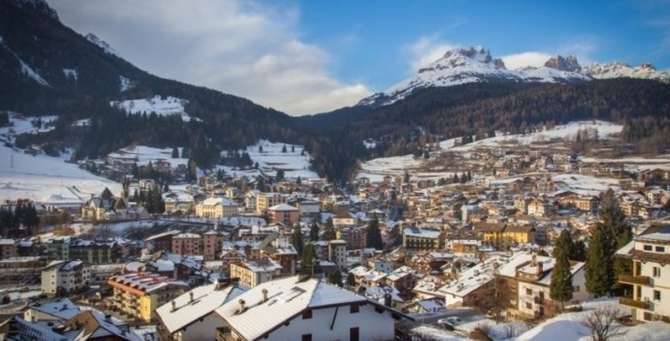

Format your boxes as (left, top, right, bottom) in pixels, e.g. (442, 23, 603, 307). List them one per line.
(300, 243, 314, 277)
(550, 231, 574, 310)
(291, 145, 295, 153)
(309, 222, 319, 241)
(586, 224, 614, 297)
(292, 224, 304, 256)
(282, 145, 287, 153)
(571, 240, 587, 262)
(322, 218, 337, 241)
(276, 169, 285, 182)
(258, 145, 263, 153)
(328, 271, 343, 287)
(366, 217, 383, 250)
(171, 147, 179, 158)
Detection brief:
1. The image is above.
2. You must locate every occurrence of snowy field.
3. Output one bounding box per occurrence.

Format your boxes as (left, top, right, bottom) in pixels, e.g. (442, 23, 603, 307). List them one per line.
(444, 121, 623, 152)
(552, 174, 620, 196)
(222, 140, 319, 180)
(107, 145, 187, 168)
(110, 95, 197, 122)
(0, 113, 121, 204)
(410, 300, 670, 340)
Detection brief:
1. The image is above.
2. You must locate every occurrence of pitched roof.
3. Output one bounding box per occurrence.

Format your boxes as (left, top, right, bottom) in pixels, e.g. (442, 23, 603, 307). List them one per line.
(214, 276, 366, 340)
(156, 283, 245, 334)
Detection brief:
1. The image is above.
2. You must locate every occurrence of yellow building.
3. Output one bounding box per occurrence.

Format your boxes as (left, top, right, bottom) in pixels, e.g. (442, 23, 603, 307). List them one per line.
(107, 272, 187, 322)
(255, 192, 287, 214)
(195, 197, 239, 218)
(475, 223, 537, 248)
(229, 258, 282, 288)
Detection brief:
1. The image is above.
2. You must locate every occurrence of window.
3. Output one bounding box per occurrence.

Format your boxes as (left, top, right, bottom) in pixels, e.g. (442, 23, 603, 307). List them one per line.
(644, 312, 653, 321)
(654, 267, 661, 278)
(526, 302, 532, 309)
(350, 303, 359, 313)
(302, 334, 312, 341)
(350, 327, 359, 341)
(644, 245, 653, 251)
(302, 309, 312, 319)
(526, 288, 532, 295)
(656, 246, 666, 253)
(654, 290, 661, 301)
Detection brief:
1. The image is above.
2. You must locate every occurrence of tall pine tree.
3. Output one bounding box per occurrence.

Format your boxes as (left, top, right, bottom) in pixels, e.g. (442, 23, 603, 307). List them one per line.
(292, 224, 304, 256)
(300, 243, 314, 277)
(309, 222, 319, 241)
(550, 230, 574, 310)
(586, 223, 614, 297)
(366, 216, 383, 250)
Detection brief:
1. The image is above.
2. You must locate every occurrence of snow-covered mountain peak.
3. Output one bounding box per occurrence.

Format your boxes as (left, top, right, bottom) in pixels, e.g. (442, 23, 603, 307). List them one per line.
(420, 46, 507, 73)
(85, 33, 117, 56)
(544, 55, 581, 72)
(584, 62, 670, 82)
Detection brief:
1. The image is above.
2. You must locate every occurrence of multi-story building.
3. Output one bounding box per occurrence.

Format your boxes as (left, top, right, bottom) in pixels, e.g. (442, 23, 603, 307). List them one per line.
(204, 230, 225, 260)
(496, 252, 591, 319)
(328, 240, 347, 269)
(146, 230, 181, 252)
(171, 233, 203, 256)
(338, 225, 368, 250)
(41, 260, 91, 296)
(107, 272, 188, 322)
(229, 258, 282, 288)
(255, 192, 286, 214)
(0, 238, 16, 259)
(617, 224, 670, 322)
(402, 227, 442, 250)
(69, 239, 122, 264)
(213, 276, 407, 341)
(195, 197, 239, 218)
(268, 203, 299, 226)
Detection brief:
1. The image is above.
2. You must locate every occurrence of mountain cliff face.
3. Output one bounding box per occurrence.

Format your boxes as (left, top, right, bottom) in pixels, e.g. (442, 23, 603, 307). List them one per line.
(358, 46, 670, 107)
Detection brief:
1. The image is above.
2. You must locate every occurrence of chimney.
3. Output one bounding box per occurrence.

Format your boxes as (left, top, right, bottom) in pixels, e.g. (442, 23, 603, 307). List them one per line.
(171, 300, 176, 312)
(262, 288, 269, 302)
(537, 260, 543, 275)
(238, 299, 246, 314)
(384, 292, 392, 307)
(531, 254, 537, 266)
(189, 291, 194, 303)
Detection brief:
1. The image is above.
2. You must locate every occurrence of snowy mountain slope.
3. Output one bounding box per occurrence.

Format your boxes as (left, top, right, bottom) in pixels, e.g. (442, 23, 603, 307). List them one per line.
(360, 47, 522, 106)
(0, 114, 120, 203)
(110, 96, 197, 122)
(584, 62, 670, 82)
(359, 46, 668, 107)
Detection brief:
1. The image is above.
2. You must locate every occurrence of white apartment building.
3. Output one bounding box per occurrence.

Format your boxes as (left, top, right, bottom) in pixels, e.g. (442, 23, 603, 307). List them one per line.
(617, 224, 670, 322)
(41, 260, 90, 296)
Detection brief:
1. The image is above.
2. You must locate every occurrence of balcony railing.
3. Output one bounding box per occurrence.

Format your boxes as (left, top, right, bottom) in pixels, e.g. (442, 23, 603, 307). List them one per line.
(619, 297, 651, 310)
(618, 274, 652, 286)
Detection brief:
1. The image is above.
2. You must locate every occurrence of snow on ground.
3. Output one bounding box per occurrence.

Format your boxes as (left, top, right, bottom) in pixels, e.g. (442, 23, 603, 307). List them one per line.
(119, 75, 133, 92)
(357, 154, 424, 182)
(443, 121, 623, 152)
(552, 174, 620, 196)
(229, 140, 319, 180)
(107, 145, 187, 168)
(0, 114, 120, 204)
(110, 95, 195, 122)
(517, 299, 670, 341)
(62, 68, 78, 81)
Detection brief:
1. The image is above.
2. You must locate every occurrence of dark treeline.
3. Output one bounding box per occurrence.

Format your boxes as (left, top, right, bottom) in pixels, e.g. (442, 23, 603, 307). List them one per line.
(0, 202, 39, 237)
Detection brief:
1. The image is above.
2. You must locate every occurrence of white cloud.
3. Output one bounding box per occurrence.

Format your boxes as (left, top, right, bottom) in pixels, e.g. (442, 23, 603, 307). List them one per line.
(501, 52, 552, 69)
(47, 0, 370, 115)
(407, 35, 458, 72)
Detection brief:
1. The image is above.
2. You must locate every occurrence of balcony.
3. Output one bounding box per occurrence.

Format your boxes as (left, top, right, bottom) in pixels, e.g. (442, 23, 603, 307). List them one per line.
(619, 297, 651, 310)
(618, 274, 652, 286)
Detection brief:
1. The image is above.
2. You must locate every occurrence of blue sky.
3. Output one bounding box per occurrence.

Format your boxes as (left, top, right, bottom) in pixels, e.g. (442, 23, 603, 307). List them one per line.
(51, 0, 670, 115)
(292, 0, 670, 90)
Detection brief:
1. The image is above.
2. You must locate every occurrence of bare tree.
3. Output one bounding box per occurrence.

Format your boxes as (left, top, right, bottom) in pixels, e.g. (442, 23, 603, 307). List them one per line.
(582, 306, 626, 341)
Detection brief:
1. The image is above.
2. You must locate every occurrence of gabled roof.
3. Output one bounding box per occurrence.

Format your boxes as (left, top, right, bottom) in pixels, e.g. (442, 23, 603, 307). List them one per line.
(156, 283, 245, 334)
(214, 276, 368, 340)
(28, 298, 81, 321)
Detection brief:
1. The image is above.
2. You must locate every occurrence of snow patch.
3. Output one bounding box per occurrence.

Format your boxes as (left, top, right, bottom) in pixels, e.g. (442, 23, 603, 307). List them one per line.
(110, 95, 193, 122)
(119, 75, 133, 92)
(62, 68, 78, 81)
(107, 145, 187, 168)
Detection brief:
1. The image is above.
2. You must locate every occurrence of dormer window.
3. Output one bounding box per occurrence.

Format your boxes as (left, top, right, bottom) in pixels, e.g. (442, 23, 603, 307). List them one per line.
(656, 246, 665, 253)
(644, 245, 653, 251)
